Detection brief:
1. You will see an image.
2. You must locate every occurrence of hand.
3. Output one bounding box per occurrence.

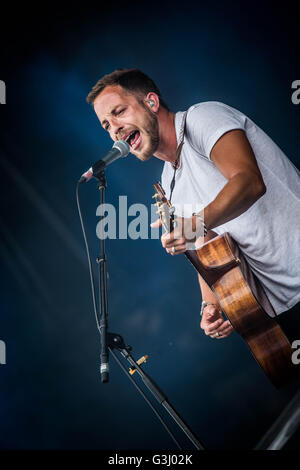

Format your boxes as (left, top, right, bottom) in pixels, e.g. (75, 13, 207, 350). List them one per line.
(200, 304, 234, 339)
(150, 216, 204, 255)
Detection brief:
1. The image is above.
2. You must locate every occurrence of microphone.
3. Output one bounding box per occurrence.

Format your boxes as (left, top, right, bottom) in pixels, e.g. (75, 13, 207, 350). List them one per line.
(79, 140, 130, 183)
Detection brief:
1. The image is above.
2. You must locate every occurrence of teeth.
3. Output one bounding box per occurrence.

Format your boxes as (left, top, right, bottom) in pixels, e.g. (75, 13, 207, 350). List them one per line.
(125, 131, 136, 143)
(132, 134, 141, 149)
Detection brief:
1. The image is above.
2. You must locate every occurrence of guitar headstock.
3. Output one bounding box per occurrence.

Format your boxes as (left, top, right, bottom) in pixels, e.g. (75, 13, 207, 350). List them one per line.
(152, 182, 175, 233)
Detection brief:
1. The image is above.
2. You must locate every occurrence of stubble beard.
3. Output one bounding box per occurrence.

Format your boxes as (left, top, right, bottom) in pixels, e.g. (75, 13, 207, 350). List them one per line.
(133, 102, 159, 162)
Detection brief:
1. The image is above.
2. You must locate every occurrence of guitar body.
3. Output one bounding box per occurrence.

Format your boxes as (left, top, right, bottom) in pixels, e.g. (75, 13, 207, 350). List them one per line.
(153, 182, 298, 388)
(186, 233, 297, 388)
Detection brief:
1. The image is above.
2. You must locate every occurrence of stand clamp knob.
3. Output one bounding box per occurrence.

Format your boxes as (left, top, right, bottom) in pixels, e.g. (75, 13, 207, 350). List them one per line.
(129, 355, 149, 375)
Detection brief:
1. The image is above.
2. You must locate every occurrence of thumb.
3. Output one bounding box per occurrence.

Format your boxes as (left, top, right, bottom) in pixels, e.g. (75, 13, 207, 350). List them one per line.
(150, 218, 162, 228)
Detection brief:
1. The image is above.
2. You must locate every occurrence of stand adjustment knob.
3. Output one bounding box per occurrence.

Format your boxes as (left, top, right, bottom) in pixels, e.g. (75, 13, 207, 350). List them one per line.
(129, 355, 149, 375)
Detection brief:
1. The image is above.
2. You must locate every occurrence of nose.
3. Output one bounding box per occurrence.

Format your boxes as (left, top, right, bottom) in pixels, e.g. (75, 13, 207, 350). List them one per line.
(110, 117, 123, 141)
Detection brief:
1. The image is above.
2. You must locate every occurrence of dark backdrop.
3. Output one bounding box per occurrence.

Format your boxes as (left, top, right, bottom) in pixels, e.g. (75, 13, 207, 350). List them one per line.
(0, 1, 299, 450)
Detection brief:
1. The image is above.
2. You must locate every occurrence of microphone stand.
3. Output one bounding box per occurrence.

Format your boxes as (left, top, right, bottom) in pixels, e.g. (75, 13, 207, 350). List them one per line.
(92, 169, 205, 449)
(97, 170, 109, 383)
(107, 332, 205, 450)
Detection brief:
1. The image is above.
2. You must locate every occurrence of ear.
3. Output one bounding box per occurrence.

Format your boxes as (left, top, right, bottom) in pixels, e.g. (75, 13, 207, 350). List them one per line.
(144, 92, 160, 112)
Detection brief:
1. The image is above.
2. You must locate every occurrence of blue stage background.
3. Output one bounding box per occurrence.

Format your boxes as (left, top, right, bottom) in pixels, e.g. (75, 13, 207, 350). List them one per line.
(0, 1, 299, 449)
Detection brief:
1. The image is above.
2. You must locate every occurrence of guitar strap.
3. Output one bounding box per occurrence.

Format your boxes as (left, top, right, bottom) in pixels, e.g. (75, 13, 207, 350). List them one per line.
(169, 110, 188, 202)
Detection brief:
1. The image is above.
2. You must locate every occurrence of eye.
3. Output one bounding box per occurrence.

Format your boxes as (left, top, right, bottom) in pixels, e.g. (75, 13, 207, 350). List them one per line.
(104, 123, 110, 131)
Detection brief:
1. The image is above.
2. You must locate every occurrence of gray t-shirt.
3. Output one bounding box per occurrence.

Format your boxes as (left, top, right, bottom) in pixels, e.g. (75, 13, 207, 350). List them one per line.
(161, 102, 300, 314)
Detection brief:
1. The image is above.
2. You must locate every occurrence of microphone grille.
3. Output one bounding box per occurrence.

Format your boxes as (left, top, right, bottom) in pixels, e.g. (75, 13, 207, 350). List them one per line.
(113, 140, 130, 157)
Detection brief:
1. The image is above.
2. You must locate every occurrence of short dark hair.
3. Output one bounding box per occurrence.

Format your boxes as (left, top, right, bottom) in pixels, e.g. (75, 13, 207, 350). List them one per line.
(86, 68, 169, 111)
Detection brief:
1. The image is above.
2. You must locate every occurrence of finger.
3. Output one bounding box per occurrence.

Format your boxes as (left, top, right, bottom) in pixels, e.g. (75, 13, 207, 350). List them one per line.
(161, 232, 175, 247)
(165, 237, 185, 247)
(214, 320, 232, 333)
(213, 324, 234, 339)
(150, 218, 162, 228)
(166, 243, 186, 255)
(214, 327, 234, 339)
(205, 307, 223, 318)
(163, 233, 185, 247)
(205, 318, 224, 335)
(170, 245, 186, 255)
(201, 316, 222, 331)
(218, 324, 234, 335)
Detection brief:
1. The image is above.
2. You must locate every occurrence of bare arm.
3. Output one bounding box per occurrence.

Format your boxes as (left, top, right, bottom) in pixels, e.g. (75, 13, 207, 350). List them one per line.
(162, 130, 267, 253)
(203, 129, 266, 231)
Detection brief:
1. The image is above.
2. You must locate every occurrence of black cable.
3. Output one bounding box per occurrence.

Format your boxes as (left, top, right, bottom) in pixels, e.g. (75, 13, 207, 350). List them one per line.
(76, 182, 101, 332)
(76, 181, 191, 450)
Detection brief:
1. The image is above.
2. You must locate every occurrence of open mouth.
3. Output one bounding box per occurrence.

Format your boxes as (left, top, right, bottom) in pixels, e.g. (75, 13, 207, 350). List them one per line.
(125, 130, 141, 150)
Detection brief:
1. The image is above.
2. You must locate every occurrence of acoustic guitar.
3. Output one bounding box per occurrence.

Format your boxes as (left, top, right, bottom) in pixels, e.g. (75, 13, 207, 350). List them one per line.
(153, 182, 298, 388)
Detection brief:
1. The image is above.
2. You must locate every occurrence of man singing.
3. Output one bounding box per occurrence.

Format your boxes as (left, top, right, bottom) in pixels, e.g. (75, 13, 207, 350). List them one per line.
(86, 68, 300, 343)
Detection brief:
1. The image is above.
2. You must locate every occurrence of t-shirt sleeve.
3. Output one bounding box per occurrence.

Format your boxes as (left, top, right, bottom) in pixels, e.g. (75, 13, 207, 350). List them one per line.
(186, 102, 247, 160)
